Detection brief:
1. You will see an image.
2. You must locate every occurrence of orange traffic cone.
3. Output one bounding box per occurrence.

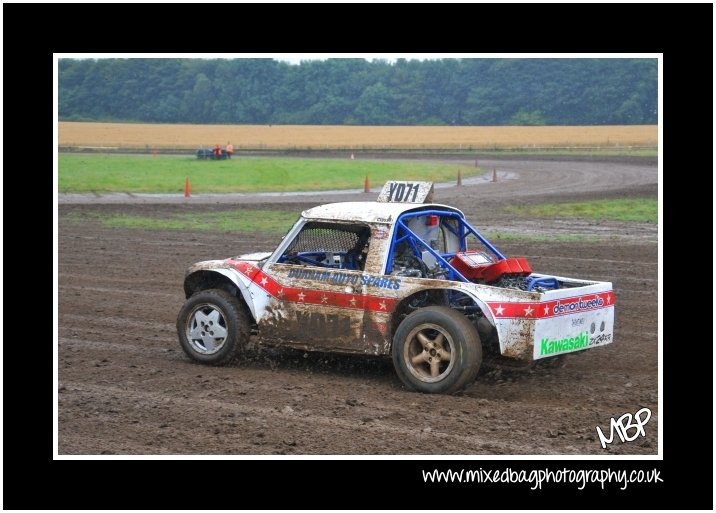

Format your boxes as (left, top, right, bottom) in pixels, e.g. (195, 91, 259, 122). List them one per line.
(364, 175, 370, 193)
(184, 177, 191, 197)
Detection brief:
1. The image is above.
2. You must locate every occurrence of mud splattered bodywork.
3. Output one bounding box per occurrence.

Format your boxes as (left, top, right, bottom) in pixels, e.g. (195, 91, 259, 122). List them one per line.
(182, 183, 614, 364)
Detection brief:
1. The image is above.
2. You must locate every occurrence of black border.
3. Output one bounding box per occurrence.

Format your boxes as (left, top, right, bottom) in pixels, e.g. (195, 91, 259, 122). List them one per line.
(5, 2, 712, 510)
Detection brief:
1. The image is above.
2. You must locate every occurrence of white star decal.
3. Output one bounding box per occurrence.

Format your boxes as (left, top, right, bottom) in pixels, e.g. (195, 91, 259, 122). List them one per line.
(277, 288, 285, 299)
(260, 276, 268, 286)
(524, 305, 534, 317)
(378, 301, 387, 310)
(349, 297, 357, 307)
(297, 291, 306, 302)
(605, 294, 611, 304)
(321, 294, 329, 304)
(543, 305, 550, 316)
(495, 305, 505, 316)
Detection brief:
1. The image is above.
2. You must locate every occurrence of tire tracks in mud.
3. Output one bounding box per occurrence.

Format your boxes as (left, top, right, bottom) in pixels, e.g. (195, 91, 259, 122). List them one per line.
(58, 372, 656, 456)
(57, 156, 659, 456)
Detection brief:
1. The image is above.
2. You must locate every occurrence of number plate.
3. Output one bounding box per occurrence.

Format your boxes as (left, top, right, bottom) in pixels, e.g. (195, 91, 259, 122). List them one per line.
(377, 181, 434, 203)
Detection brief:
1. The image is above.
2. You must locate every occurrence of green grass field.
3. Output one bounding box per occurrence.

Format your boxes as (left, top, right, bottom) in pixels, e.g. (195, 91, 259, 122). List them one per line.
(58, 155, 478, 193)
(64, 210, 603, 242)
(506, 198, 657, 223)
(63, 207, 624, 242)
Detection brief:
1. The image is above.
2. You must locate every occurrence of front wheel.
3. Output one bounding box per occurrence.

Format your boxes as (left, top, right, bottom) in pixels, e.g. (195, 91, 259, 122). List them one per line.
(176, 289, 249, 365)
(392, 306, 482, 394)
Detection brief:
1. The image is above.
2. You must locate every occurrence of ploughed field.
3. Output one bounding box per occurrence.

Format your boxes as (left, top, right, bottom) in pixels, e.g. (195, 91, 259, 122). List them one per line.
(58, 121, 657, 150)
(58, 157, 658, 455)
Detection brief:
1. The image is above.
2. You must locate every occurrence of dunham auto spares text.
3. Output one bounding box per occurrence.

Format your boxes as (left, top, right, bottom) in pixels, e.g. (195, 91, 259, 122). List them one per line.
(422, 467, 662, 491)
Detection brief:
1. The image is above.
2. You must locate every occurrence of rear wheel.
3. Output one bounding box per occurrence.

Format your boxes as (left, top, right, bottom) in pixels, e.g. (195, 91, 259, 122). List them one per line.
(392, 306, 482, 394)
(176, 289, 249, 365)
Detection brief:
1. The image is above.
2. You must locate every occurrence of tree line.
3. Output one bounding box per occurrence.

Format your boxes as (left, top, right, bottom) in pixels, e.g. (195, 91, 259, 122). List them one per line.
(59, 58, 657, 126)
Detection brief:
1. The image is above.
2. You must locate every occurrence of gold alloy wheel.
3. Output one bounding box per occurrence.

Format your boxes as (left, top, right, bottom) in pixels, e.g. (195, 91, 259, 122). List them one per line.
(402, 323, 456, 383)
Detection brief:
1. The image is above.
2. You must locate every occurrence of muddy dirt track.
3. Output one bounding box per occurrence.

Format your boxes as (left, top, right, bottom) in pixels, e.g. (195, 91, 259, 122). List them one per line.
(58, 157, 659, 455)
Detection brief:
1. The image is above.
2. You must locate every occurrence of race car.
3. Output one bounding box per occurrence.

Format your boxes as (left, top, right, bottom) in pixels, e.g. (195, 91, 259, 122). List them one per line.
(177, 181, 615, 394)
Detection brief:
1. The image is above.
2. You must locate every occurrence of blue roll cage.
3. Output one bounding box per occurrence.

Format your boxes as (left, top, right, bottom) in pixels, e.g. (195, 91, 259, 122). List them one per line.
(386, 210, 558, 291)
(385, 210, 505, 283)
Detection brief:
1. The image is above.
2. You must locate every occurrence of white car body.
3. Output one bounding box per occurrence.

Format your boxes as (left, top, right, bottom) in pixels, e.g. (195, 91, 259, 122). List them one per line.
(183, 182, 614, 363)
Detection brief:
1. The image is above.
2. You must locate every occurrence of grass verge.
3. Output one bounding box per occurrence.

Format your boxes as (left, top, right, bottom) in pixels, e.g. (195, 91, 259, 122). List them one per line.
(470, 147, 657, 158)
(506, 198, 657, 223)
(58, 155, 478, 193)
(64, 210, 608, 242)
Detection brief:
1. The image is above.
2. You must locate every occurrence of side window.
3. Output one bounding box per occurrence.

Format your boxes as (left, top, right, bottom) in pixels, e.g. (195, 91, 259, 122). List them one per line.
(277, 222, 371, 271)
